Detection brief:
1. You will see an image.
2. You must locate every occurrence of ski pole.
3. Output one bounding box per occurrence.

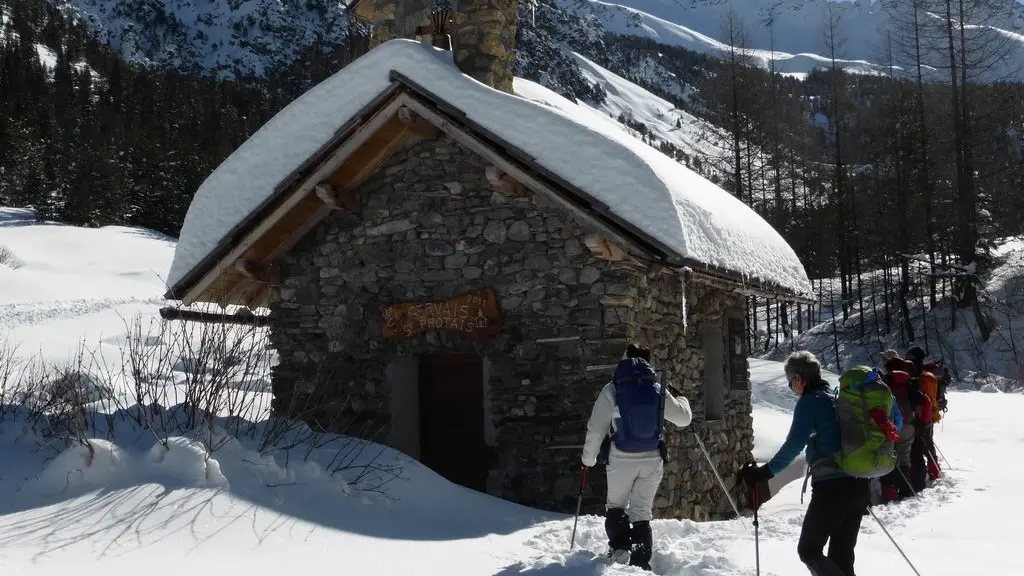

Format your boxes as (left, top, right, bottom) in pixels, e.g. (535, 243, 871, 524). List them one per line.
(751, 485, 761, 576)
(934, 443, 953, 471)
(693, 431, 750, 534)
(867, 507, 923, 576)
(896, 466, 919, 498)
(569, 465, 588, 551)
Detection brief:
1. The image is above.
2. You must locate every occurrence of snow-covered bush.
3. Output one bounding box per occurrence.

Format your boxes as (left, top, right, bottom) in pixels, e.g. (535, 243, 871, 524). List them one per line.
(0, 244, 20, 269)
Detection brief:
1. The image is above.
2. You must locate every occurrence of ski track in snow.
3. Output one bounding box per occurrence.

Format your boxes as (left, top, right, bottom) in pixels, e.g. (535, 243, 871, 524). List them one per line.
(508, 514, 747, 575)
(0, 296, 165, 329)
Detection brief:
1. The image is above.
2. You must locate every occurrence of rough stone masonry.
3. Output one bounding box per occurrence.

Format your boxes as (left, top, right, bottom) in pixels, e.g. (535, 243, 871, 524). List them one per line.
(353, 0, 519, 94)
(268, 133, 754, 519)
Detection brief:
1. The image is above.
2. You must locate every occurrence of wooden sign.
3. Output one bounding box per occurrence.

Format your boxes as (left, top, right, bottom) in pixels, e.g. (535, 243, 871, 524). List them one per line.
(382, 288, 502, 340)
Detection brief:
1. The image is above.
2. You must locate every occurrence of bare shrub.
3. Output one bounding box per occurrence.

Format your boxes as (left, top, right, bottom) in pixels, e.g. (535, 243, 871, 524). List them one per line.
(0, 335, 21, 422)
(4, 306, 404, 499)
(0, 245, 21, 269)
(10, 343, 119, 461)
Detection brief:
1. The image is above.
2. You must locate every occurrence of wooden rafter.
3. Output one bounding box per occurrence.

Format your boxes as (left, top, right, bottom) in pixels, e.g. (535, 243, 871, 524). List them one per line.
(159, 306, 271, 327)
(397, 105, 440, 140)
(234, 259, 279, 284)
(321, 113, 417, 192)
(484, 165, 521, 196)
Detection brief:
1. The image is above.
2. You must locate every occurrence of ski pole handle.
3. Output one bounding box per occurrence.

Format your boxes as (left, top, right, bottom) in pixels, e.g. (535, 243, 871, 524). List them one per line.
(579, 465, 589, 491)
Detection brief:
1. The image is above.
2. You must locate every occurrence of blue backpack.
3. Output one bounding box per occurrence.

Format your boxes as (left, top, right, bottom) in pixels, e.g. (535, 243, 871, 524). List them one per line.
(612, 358, 665, 453)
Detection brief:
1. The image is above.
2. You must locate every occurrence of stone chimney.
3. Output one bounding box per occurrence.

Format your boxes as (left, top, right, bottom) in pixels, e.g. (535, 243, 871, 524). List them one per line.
(352, 0, 518, 94)
(450, 0, 518, 93)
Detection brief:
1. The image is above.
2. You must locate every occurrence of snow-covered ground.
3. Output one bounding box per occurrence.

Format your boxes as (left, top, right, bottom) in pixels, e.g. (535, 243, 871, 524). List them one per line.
(1, 209, 1018, 575)
(0, 207, 174, 367)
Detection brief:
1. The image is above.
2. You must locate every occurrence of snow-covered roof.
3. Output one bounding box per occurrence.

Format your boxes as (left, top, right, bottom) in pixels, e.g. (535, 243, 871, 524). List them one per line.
(167, 39, 812, 299)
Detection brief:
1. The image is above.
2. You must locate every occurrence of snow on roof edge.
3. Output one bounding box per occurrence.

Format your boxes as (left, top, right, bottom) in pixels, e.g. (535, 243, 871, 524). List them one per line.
(167, 39, 812, 299)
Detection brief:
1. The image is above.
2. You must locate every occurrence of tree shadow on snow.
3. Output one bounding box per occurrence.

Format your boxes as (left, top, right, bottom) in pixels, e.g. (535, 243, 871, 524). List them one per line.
(0, 404, 561, 547)
(0, 207, 42, 228)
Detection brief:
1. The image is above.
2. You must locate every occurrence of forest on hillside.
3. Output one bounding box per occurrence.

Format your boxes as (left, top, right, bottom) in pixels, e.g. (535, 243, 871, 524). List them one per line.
(0, 0, 365, 234)
(574, 5, 1024, 352)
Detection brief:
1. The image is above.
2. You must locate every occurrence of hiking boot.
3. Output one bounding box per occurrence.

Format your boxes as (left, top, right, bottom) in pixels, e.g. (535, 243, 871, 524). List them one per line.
(608, 548, 630, 564)
(629, 521, 653, 570)
(882, 486, 899, 503)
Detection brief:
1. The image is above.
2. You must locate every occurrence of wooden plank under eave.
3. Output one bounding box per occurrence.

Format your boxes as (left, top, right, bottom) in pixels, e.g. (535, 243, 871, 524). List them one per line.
(221, 274, 257, 307)
(253, 118, 416, 267)
(324, 114, 412, 191)
(244, 195, 324, 263)
(252, 198, 333, 265)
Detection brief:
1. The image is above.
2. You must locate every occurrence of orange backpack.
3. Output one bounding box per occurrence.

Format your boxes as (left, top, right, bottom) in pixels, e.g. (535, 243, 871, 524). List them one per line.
(919, 371, 942, 423)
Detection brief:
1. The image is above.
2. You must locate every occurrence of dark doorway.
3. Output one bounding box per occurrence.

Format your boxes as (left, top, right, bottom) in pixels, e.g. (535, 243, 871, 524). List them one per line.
(418, 353, 488, 492)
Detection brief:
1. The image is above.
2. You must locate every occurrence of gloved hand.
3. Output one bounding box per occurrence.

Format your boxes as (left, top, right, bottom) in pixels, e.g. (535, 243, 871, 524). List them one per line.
(740, 462, 773, 486)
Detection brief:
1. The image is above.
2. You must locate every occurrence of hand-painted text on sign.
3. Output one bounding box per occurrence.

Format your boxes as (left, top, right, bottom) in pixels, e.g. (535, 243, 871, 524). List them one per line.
(382, 288, 502, 340)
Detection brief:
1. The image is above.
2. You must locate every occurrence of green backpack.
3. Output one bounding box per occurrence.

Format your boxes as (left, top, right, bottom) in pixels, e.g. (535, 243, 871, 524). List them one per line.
(833, 365, 897, 478)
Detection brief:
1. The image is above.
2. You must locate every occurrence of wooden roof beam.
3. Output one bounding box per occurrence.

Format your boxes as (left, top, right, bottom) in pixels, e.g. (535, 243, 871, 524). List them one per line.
(397, 105, 440, 140)
(159, 306, 271, 327)
(485, 165, 521, 196)
(234, 259, 279, 284)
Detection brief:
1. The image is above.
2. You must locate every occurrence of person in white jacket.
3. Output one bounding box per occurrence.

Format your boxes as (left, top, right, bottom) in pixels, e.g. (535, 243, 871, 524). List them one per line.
(581, 343, 693, 570)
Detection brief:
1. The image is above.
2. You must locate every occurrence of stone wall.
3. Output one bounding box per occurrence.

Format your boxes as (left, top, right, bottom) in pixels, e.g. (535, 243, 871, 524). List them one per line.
(268, 133, 753, 518)
(581, 270, 753, 521)
(655, 282, 753, 521)
(271, 134, 636, 511)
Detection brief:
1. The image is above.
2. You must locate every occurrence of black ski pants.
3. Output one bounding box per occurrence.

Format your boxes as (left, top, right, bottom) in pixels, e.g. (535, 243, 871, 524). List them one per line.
(797, 476, 871, 576)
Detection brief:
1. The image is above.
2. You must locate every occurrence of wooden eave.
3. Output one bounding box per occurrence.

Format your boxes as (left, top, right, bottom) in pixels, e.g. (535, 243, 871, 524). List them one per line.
(169, 74, 812, 310)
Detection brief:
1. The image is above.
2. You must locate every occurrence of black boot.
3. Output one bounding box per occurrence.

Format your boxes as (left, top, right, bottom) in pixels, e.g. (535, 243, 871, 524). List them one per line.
(806, 557, 847, 576)
(629, 520, 653, 571)
(605, 508, 630, 556)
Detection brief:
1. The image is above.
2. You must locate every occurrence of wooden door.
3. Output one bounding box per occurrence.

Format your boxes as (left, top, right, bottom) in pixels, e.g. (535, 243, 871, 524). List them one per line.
(418, 353, 488, 492)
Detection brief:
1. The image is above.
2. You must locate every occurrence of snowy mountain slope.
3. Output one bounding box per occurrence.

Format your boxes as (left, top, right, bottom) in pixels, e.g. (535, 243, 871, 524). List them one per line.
(570, 52, 785, 197)
(569, 52, 732, 180)
(1, 207, 1020, 575)
(565, 0, 888, 75)
(51, 0, 350, 78)
(559, 0, 1024, 79)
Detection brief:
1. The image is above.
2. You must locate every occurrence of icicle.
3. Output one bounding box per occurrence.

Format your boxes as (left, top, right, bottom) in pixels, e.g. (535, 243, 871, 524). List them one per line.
(679, 267, 691, 336)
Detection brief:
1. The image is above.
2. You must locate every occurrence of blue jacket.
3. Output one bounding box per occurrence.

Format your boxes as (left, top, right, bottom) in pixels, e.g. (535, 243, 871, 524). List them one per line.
(765, 382, 903, 485)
